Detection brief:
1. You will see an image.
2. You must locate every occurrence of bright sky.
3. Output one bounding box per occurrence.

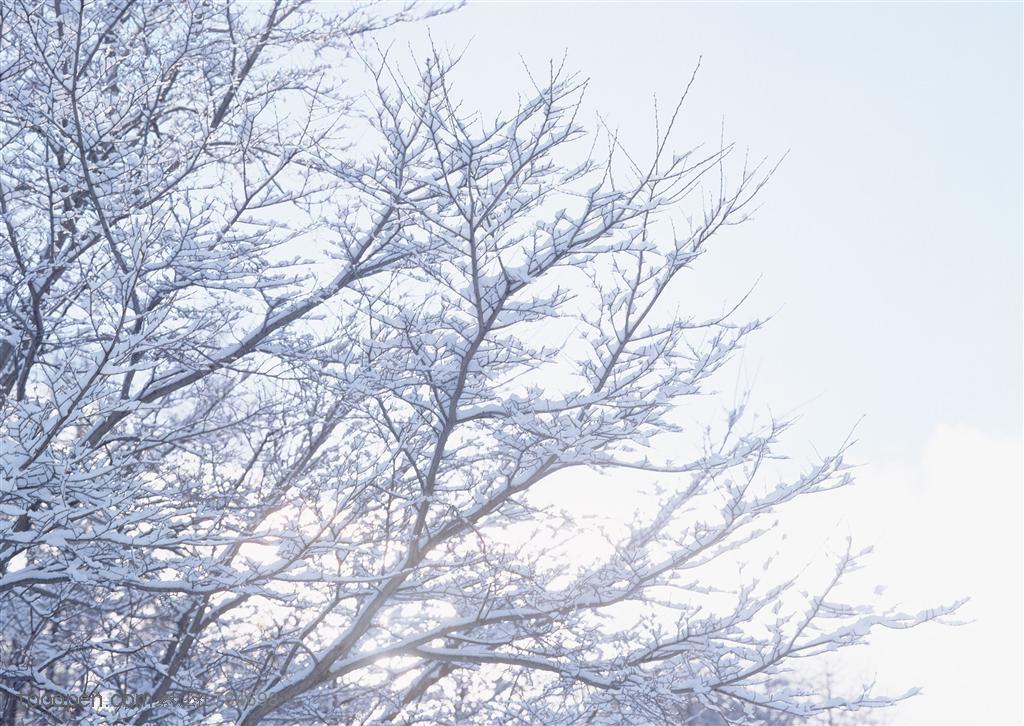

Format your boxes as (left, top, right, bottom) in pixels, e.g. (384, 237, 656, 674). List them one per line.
(375, 2, 1023, 722)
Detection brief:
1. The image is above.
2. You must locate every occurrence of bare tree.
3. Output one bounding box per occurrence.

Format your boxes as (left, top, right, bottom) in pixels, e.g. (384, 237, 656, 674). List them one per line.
(0, 1, 953, 723)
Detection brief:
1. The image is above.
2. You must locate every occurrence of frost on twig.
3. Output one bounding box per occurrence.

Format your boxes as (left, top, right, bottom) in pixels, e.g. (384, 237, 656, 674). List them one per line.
(0, 3, 953, 724)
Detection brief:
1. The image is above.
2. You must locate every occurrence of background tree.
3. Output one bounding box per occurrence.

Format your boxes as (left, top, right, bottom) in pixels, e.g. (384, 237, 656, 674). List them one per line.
(0, 1, 953, 723)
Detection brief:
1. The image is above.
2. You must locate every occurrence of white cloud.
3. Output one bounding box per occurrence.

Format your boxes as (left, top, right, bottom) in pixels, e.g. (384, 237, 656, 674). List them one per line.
(521, 424, 1023, 723)
(835, 425, 1023, 724)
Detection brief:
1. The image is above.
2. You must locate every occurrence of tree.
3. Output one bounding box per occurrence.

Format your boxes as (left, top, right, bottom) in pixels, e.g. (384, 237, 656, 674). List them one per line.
(0, 1, 953, 723)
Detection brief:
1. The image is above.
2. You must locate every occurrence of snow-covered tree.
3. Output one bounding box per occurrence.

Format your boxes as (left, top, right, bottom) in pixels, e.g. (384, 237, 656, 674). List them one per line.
(0, 1, 954, 723)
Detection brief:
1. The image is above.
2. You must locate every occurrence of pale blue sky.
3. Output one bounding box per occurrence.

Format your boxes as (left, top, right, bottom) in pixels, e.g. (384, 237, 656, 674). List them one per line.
(372, 2, 1023, 721)
(392, 0, 1022, 459)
